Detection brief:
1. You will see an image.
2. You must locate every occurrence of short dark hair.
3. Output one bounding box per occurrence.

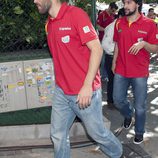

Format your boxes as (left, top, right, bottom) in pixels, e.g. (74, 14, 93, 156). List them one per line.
(109, 2, 118, 10)
(134, 0, 143, 13)
(148, 8, 154, 12)
(60, 0, 69, 3)
(118, 8, 125, 17)
(122, 0, 143, 13)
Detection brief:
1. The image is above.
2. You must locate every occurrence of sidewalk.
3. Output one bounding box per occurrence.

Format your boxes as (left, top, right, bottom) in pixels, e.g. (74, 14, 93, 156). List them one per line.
(0, 54, 157, 158)
(0, 146, 109, 158)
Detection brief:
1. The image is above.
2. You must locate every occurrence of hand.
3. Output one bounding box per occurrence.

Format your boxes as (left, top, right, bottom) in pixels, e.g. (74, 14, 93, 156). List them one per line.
(128, 41, 145, 55)
(112, 62, 116, 74)
(76, 84, 93, 109)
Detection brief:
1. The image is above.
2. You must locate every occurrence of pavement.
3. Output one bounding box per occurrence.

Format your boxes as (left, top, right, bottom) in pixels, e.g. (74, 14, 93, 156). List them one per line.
(0, 54, 158, 157)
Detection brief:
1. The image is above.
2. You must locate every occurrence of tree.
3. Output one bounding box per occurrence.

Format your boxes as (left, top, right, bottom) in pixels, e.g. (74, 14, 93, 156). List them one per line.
(0, 0, 47, 52)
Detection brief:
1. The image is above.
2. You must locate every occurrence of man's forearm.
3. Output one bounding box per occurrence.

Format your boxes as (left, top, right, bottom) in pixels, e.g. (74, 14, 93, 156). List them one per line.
(112, 43, 118, 73)
(84, 41, 103, 86)
(143, 41, 158, 53)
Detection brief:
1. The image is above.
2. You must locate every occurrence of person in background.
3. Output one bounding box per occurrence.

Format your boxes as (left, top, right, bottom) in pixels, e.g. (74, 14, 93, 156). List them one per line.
(34, 0, 123, 157)
(102, 8, 125, 109)
(97, 2, 118, 41)
(147, 8, 158, 28)
(147, 8, 156, 20)
(97, 2, 118, 81)
(112, 0, 158, 144)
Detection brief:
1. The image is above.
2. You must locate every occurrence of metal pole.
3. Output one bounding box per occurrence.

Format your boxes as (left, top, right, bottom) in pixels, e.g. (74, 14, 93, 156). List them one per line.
(91, 0, 96, 29)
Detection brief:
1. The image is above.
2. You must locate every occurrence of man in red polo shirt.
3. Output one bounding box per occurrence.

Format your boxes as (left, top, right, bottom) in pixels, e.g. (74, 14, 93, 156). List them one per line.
(112, 0, 158, 144)
(97, 2, 118, 41)
(34, 0, 122, 158)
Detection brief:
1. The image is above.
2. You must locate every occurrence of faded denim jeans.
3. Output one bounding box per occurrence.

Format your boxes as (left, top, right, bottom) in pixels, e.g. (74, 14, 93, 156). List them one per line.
(113, 73, 148, 135)
(50, 85, 122, 158)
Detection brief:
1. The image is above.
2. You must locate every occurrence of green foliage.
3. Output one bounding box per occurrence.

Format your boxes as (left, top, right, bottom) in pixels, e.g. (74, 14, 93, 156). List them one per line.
(0, 0, 47, 52)
(0, 0, 95, 52)
(97, 0, 117, 3)
(74, 0, 92, 15)
(145, 0, 158, 3)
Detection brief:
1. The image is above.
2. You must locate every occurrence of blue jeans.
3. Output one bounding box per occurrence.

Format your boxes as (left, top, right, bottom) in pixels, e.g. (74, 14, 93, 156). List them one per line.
(113, 73, 148, 135)
(100, 51, 108, 79)
(50, 85, 122, 158)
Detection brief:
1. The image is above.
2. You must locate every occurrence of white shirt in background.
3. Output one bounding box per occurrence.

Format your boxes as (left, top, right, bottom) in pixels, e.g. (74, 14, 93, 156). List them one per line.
(101, 19, 116, 55)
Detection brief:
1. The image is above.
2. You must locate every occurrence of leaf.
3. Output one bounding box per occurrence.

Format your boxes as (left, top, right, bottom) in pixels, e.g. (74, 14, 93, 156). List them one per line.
(26, 36, 34, 43)
(13, 6, 24, 15)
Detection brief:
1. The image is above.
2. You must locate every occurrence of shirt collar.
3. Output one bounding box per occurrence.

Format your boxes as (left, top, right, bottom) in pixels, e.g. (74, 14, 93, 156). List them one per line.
(56, 2, 69, 20)
(123, 14, 144, 25)
(48, 2, 69, 22)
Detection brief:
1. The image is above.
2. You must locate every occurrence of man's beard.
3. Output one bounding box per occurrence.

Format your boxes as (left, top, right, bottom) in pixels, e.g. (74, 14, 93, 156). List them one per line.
(36, 2, 50, 14)
(125, 7, 137, 16)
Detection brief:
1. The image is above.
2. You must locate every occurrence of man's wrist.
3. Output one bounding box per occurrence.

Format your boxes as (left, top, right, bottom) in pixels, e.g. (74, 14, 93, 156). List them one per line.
(83, 80, 93, 87)
(142, 41, 146, 48)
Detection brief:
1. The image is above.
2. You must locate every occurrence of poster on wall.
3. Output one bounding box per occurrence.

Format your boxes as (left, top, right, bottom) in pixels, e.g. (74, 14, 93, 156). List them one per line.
(24, 59, 55, 109)
(0, 61, 27, 113)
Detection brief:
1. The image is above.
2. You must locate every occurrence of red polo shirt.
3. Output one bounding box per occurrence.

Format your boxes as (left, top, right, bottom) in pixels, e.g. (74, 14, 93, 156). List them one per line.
(113, 14, 158, 77)
(46, 3, 101, 94)
(97, 10, 115, 41)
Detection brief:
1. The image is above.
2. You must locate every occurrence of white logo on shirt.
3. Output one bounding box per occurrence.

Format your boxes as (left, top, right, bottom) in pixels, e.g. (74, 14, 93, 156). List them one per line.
(156, 34, 158, 39)
(138, 30, 147, 34)
(83, 26, 90, 33)
(61, 35, 70, 43)
(59, 27, 71, 31)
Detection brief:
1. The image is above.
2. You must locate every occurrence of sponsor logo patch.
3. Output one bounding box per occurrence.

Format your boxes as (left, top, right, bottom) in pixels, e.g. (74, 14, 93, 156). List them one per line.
(83, 26, 90, 33)
(138, 30, 147, 34)
(59, 27, 71, 31)
(156, 34, 158, 39)
(61, 35, 70, 43)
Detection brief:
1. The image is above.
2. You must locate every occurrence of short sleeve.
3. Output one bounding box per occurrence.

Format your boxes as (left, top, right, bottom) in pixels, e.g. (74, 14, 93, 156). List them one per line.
(71, 8, 98, 45)
(147, 21, 158, 44)
(113, 19, 120, 42)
